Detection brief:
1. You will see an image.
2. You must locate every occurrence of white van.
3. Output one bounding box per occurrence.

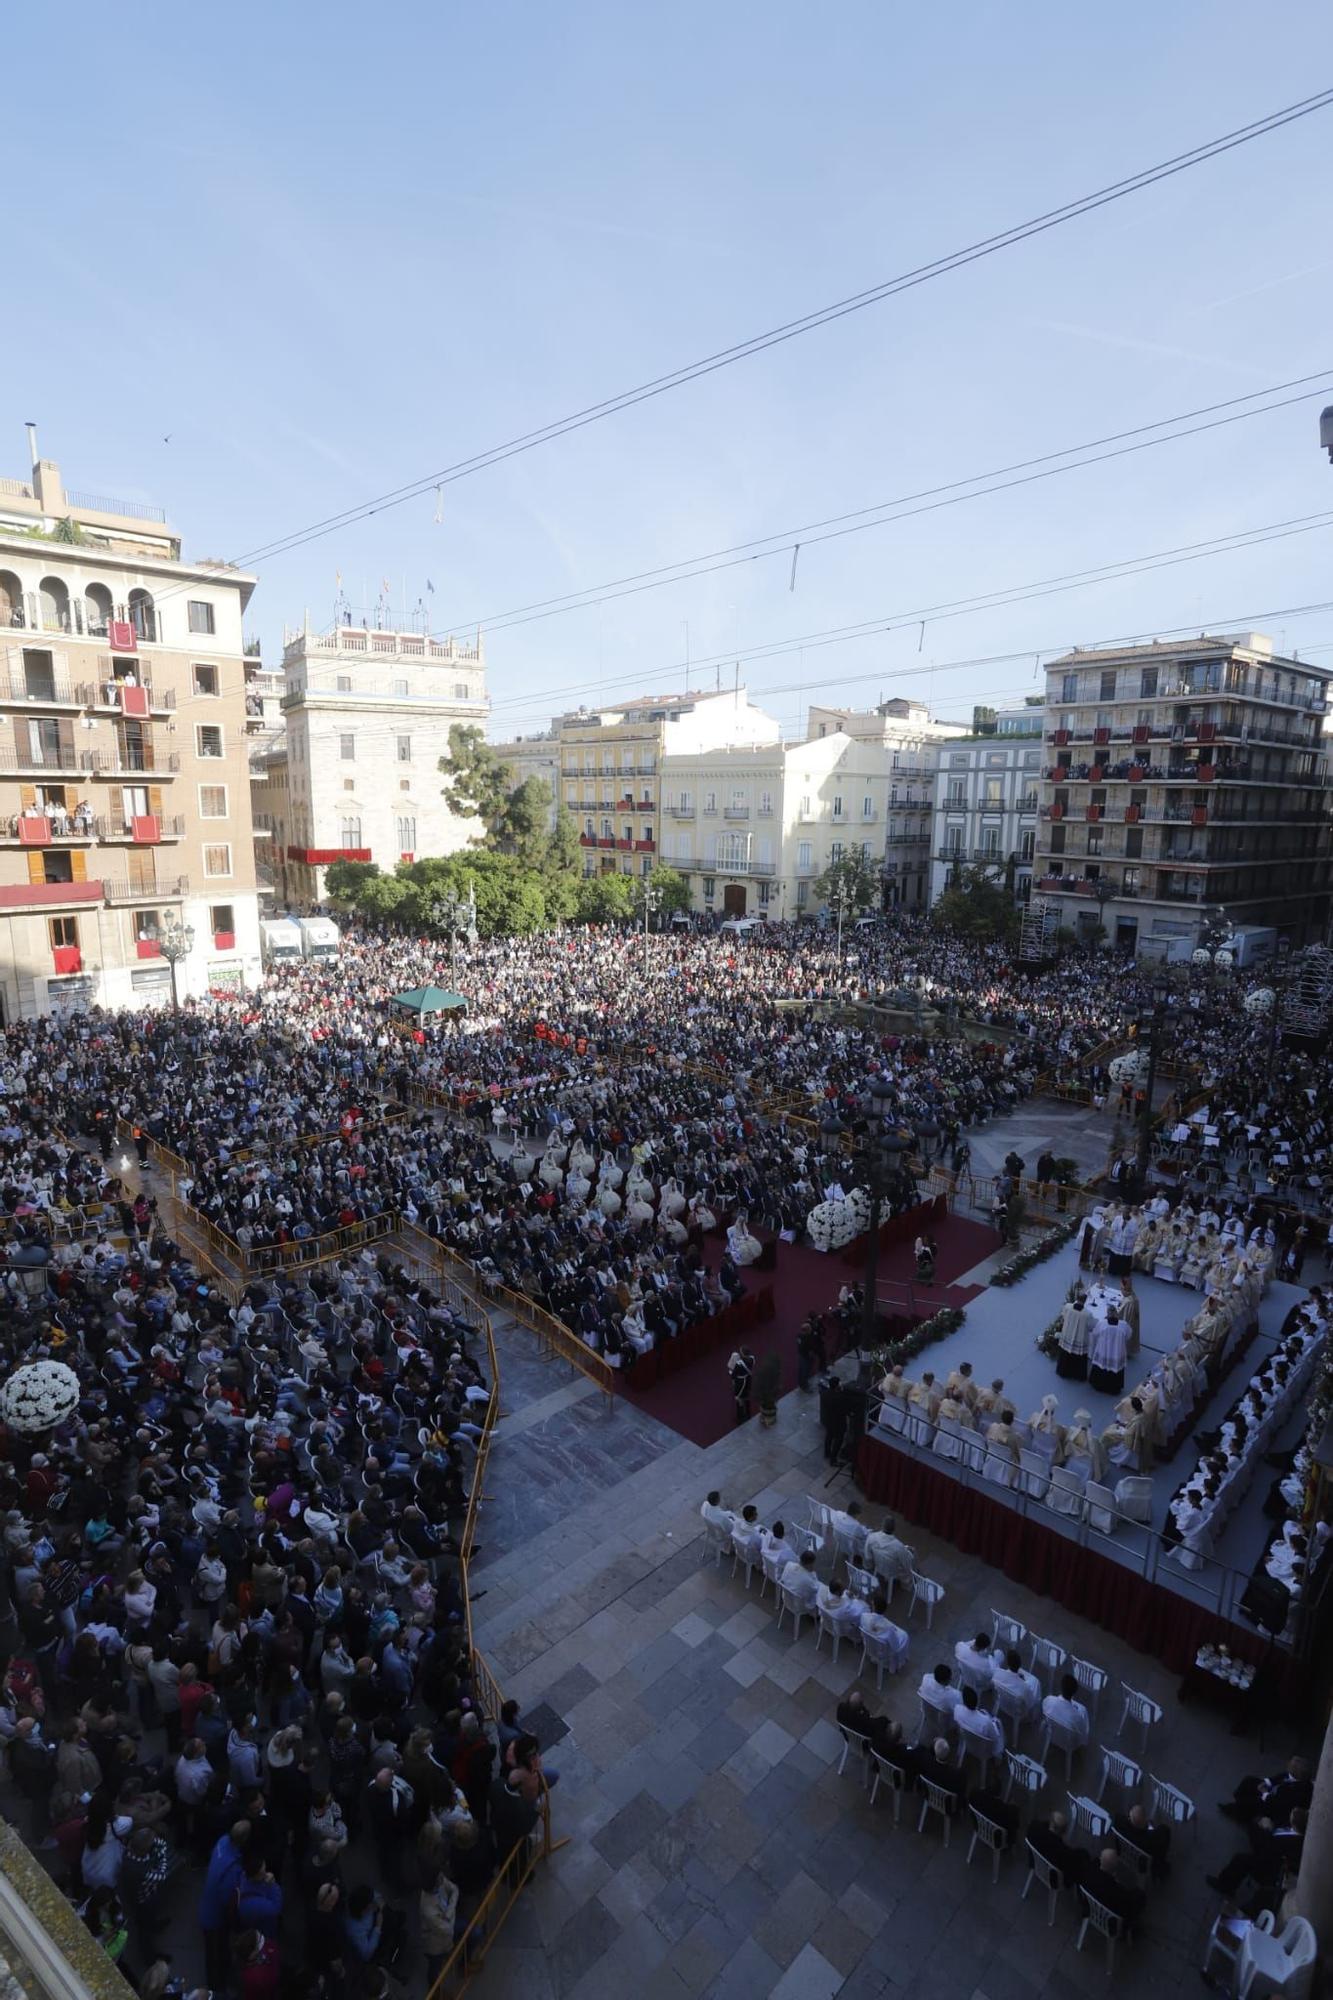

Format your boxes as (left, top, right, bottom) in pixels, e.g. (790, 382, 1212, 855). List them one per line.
(719, 916, 764, 938)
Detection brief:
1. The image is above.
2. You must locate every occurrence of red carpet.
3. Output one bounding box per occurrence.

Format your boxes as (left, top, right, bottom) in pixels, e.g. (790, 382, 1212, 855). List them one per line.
(617, 1209, 1001, 1448)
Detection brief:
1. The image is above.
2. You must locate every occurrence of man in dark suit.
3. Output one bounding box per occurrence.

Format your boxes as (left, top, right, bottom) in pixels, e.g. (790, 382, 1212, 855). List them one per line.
(1079, 1848, 1146, 1930)
(1026, 1810, 1081, 1886)
(1220, 1757, 1312, 1826)
(1112, 1802, 1171, 1880)
(1208, 1807, 1307, 1901)
(913, 1737, 967, 1815)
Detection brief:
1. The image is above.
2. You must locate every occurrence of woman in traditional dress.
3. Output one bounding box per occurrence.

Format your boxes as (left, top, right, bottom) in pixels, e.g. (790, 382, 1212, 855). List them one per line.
(726, 1210, 762, 1267)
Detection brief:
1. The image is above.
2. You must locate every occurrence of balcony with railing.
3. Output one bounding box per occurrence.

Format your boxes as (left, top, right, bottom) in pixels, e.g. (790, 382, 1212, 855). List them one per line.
(723, 805, 749, 819)
(0, 669, 78, 707)
(92, 748, 181, 778)
(666, 802, 695, 818)
(95, 814, 186, 843)
(0, 805, 96, 845)
(101, 874, 189, 904)
(79, 673, 175, 714)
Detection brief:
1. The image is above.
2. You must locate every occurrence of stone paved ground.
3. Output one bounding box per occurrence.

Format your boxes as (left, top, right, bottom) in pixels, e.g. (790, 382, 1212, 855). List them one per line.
(470, 1317, 1314, 2000)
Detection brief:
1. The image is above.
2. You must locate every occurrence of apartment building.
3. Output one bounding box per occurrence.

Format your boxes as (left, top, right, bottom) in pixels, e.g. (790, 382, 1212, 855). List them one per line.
(1034, 634, 1333, 950)
(0, 436, 261, 1019)
(659, 730, 893, 919)
(265, 619, 488, 906)
(487, 731, 561, 831)
(928, 702, 1045, 907)
(807, 698, 965, 908)
(558, 689, 778, 879)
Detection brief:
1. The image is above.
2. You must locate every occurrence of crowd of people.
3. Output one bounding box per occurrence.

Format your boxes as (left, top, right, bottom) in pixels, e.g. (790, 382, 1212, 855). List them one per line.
(0, 1065, 558, 1991)
(0, 908, 1330, 1990)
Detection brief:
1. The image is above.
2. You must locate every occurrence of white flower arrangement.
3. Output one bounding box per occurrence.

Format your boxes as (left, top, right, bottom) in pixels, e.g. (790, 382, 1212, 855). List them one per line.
(0, 1360, 81, 1435)
(1244, 988, 1275, 1018)
(806, 1199, 856, 1253)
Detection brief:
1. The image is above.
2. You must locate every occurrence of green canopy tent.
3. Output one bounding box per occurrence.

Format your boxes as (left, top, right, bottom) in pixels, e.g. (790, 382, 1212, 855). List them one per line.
(390, 985, 468, 1022)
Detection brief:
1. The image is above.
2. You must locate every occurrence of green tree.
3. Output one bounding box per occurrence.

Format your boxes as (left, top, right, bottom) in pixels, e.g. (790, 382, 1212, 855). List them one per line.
(931, 863, 1019, 944)
(356, 873, 413, 922)
(647, 865, 691, 916)
(547, 803, 583, 878)
(811, 848, 881, 916)
(324, 859, 381, 904)
(502, 776, 555, 867)
(397, 853, 549, 936)
(575, 873, 636, 925)
(437, 725, 513, 839)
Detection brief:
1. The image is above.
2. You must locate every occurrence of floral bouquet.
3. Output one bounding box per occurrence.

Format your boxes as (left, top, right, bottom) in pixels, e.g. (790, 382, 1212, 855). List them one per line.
(0, 1360, 81, 1434)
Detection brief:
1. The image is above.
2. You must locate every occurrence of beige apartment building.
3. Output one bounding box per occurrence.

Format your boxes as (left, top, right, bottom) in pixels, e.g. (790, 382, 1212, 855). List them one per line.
(254, 620, 488, 908)
(557, 688, 779, 879)
(0, 436, 261, 1019)
(659, 730, 897, 919)
(806, 697, 964, 908)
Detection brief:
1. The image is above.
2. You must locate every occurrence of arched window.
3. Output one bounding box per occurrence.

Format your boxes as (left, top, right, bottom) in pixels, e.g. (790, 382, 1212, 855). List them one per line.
(339, 816, 361, 847)
(128, 588, 156, 643)
(0, 571, 23, 630)
(84, 583, 113, 637)
(38, 576, 70, 633)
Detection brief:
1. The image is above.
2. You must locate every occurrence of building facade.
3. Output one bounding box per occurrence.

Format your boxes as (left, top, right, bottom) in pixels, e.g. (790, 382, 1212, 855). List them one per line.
(0, 439, 261, 1019)
(659, 731, 894, 920)
(270, 621, 488, 906)
(557, 689, 779, 880)
(928, 702, 1044, 907)
(487, 732, 561, 830)
(807, 698, 964, 907)
(1033, 635, 1333, 949)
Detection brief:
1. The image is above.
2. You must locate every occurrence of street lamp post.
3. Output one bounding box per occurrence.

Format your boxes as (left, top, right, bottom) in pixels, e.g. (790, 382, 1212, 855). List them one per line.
(637, 875, 662, 976)
(1134, 975, 1174, 1187)
(158, 917, 194, 1021)
(432, 886, 476, 985)
(827, 882, 847, 963)
(858, 1076, 909, 1354)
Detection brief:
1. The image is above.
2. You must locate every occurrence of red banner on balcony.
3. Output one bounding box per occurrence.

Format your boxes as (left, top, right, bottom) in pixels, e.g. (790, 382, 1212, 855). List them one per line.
(136, 939, 162, 960)
(213, 931, 236, 951)
(108, 622, 137, 653)
(132, 815, 160, 844)
(51, 946, 81, 974)
(120, 684, 150, 718)
(17, 817, 51, 846)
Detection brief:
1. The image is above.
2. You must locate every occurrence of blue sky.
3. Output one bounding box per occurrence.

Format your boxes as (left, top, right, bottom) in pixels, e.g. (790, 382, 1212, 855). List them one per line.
(6, 2, 1333, 737)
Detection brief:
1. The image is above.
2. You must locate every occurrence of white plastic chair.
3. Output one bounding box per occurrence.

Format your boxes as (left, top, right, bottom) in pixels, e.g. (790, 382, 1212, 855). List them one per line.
(966, 1805, 1010, 1883)
(1096, 1745, 1142, 1805)
(917, 1776, 956, 1846)
(902, 1407, 934, 1449)
(1068, 1791, 1112, 1844)
(703, 1519, 732, 1567)
(1112, 1827, 1153, 1884)
(759, 1548, 786, 1599)
(859, 1622, 909, 1690)
(933, 1415, 965, 1462)
(790, 1523, 824, 1562)
(805, 1496, 832, 1536)
(917, 1690, 957, 1744)
(1003, 1750, 1046, 1804)
(831, 1516, 867, 1568)
(994, 1682, 1034, 1745)
(836, 1723, 873, 1780)
(869, 1748, 907, 1821)
(777, 1584, 811, 1643)
(730, 1537, 759, 1589)
(1044, 1467, 1086, 1519)
(1040, 1716, 1085, 1783)
(1117, 1683, 1162, 1753)
(1084, 1481, 1119, 1535)
(956, 1709, 1004, 1783)
(1029, 1635, 1067, 1690)
(991, 1611, 1026, 1652)
(1114, 1475, 1154, 1524)
(1076, 1890, 1125, 1975)
(908, 1571, 944, 1629)
(1071, 1656, 1109, 1721)
(982, 1449, 1017, 1491)
(1237, 1914, 1317, 2000)
(1147, 1774, 1197, 1841)
(815, 1606, 848, 1665)
(1021, 1841, 1065, 1925)
(846, 1560, 878, 1601)
(955, 1652, 993, 1700)
(1017, 1449, 1051, 1500)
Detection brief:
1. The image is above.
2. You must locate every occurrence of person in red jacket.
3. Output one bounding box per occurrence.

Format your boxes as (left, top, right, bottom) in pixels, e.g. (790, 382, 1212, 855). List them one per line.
(235, 1930, 279, 2000)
